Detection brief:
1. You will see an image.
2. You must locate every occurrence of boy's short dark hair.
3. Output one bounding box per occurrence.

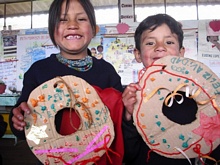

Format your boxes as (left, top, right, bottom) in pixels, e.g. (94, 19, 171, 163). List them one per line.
(48, 0, 96, 47)
(134, 14, 184, 51)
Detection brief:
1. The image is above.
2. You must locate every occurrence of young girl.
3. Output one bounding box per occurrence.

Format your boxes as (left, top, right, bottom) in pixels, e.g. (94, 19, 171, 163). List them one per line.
(9, 0, 123, 164)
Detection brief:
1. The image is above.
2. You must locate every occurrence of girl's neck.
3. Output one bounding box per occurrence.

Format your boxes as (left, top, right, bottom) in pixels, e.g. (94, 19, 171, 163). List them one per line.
(56, 53, 93, 72)
(60, 50, 87, 60)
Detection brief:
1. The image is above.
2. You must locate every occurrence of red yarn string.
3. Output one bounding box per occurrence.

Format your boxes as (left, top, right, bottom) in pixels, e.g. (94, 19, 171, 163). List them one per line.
(138, 64, 166, 80)
(193, 142, 213, 156)
(47, 154, 71, 165)
(146, 140, 215, 163)
(46, 134, 120, 164)
(75, 156, 100, 165)
(193, 144, 206, 165)
(192, 143, 219, 165)
(136, 66, 170, 145)
(149, 137, 203, 156)
(146, 149, 153, 162)
(94, 134, 121, 164)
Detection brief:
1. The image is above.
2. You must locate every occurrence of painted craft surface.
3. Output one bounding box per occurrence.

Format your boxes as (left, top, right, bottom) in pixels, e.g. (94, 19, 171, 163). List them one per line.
(133, 56, 220, 159)
(24, 75, 115, 165)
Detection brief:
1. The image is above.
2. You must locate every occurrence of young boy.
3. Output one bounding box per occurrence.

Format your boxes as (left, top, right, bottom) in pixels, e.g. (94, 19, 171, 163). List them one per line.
(122, 14, 220, 165)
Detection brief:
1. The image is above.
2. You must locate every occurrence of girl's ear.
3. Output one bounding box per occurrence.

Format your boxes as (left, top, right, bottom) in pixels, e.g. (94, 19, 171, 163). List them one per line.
(134, 48, 142, 63)
(179, 47, 185, 57)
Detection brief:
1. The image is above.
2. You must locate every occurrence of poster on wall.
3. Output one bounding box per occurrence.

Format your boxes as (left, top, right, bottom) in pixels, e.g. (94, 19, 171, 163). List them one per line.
(16, 33, 59, 91)
(89, 23, 143, 86)
(103, 37, 143, 85)
(0, 61, 17, 90)
(0, 30, 20, 62)
(198, 20, 220, 77)
(88, 35, 104, 59)
(0, 30, 20, 91)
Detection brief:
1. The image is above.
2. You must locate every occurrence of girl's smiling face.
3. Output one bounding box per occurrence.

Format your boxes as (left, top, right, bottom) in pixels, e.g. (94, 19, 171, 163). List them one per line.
(54, 0, 94, 59)
(134, 24, 185, 67)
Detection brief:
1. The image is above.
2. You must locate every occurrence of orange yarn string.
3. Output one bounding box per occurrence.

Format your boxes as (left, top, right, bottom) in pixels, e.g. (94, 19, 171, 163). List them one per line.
(94, 134, 121, 164)
(211, 96, 220, 113)
(144, 83, 216, 109)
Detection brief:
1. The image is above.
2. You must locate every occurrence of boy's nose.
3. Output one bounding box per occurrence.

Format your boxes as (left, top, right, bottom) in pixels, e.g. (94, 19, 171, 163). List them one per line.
(155, 43, 167, 51)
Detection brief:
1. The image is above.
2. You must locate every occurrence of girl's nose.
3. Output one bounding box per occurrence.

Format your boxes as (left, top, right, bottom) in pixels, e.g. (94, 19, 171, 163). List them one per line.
(67, 20, 79, 29)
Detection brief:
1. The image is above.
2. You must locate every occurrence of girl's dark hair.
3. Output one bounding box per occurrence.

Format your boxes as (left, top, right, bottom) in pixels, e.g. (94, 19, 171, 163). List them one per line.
(134, 14, 184, 51)
(48, 0, 96, 47)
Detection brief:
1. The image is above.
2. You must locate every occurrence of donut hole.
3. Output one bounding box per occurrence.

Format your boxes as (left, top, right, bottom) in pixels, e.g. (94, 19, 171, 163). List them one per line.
(55, 108, 81, 135)
(162, 91, 198, 125)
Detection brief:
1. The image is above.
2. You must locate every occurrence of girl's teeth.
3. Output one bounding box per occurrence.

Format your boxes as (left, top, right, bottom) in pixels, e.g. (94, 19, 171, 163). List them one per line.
(66, 35, 80, 39)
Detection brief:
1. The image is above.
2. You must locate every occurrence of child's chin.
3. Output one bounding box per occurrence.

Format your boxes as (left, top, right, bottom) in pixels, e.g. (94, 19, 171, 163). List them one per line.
(153, 57, 162, 62)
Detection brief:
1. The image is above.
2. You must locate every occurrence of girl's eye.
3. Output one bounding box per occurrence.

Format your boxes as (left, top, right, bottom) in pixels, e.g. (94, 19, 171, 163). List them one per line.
(78, 18, 87, 21)
(60, 18, 67, 22)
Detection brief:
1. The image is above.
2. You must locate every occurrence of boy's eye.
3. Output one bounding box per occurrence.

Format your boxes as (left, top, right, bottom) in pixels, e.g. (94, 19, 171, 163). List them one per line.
(166, 41, 175, 44)
(146, 42, 154, 45)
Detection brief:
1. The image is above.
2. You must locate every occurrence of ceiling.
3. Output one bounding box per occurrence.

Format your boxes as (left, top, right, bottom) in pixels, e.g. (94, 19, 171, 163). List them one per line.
(0, 0, 219, 17)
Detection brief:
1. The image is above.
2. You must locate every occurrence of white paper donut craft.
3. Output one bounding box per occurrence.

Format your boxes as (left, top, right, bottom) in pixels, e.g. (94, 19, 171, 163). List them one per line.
(133, 56, 220, 159)
(24, 75, 115, 165)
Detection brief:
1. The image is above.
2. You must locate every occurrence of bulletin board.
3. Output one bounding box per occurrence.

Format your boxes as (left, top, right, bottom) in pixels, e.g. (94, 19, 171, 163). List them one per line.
(16, 33, 59, 91)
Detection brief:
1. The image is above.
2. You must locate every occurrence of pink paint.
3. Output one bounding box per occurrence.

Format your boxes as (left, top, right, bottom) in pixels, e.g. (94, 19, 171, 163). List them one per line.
(68, 126, 110, 164)
(35, 125, 110, 164)
(35, 148, 78, 154)
(68, 136, 110, 164)
(86, 125, 108, 150)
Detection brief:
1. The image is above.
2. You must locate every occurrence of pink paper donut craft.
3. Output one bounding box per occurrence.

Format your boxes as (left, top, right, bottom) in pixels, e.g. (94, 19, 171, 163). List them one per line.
(24, 75, 115, 165)
(133, 56, 220, 159)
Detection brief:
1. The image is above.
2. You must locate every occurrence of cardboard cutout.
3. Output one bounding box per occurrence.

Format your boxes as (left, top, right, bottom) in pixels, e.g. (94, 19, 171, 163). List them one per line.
(134, 56, 220, 159)
(24, 75, 115, 165)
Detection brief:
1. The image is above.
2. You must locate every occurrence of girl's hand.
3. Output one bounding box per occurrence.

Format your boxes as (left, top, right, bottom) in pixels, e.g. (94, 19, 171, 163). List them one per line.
(122, 83, 141, 121)
(12, 102, 30, 131)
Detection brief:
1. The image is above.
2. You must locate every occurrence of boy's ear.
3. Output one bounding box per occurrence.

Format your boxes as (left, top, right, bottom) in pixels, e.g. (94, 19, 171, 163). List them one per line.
(134, 48, 142, 63)
(179, 47, 185, 57)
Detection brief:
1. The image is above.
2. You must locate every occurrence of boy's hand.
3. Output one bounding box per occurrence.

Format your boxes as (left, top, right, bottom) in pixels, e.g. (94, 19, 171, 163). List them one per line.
(122, 83, 141, 121)
(12, 102, 30, 131)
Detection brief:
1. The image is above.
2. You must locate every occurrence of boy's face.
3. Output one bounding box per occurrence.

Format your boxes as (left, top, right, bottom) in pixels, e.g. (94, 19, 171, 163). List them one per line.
(135, 24, 185, 67)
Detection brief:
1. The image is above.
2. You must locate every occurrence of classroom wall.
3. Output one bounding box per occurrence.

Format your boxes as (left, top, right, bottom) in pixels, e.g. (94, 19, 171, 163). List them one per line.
(0, 19, 219, 92)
